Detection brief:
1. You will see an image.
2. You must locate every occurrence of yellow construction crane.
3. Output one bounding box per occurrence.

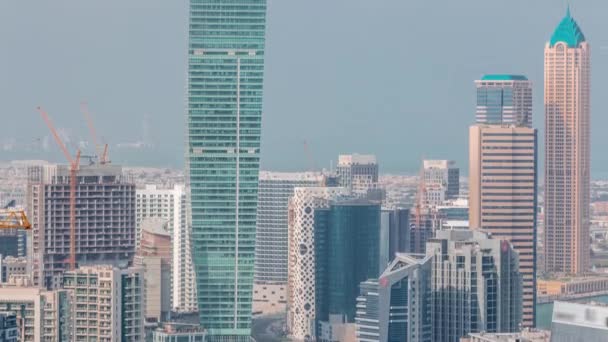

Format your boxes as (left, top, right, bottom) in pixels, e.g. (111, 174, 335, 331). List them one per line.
(0, 209, 31, 230)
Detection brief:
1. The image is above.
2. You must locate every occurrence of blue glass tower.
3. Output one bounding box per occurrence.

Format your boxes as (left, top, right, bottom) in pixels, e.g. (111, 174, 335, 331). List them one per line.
(475, 74, 532, 128)
(187, 0, 268, 338)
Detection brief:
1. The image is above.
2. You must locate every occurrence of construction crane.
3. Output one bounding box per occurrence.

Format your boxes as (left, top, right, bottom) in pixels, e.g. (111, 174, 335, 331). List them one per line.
(37, 106, 81, 271)
(81, 102, 110, 164)
(0, 209, 31, 230)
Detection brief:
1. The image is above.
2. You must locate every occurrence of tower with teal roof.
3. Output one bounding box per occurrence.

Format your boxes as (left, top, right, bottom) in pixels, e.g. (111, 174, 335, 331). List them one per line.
(544, 5, 591, 281)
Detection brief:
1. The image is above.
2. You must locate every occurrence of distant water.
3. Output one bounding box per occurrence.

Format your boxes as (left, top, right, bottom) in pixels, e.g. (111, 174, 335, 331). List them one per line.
(536, 294, 608, 329)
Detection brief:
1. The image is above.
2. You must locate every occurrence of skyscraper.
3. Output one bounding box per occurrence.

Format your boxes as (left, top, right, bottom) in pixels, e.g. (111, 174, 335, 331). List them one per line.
(186, 0, 268, 338)
(355, 254, 433, 342)
(475, 75, 533, 127)
(287, 187, 348, 340)
(253, 172, 323, 314)
(469, 124, 538, 327)
(315, 200, 380, 341)
(135, 184, 196, 313)
(544, 8, 590, 275)
(428, 230, 522, 342)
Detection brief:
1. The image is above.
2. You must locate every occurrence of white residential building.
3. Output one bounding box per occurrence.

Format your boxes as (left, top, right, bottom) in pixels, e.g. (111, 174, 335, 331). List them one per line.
(287, 187, 348, 340)
(135, 184, 196, 313)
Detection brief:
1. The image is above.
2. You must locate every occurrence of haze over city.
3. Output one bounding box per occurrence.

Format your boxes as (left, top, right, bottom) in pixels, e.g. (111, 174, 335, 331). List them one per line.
(2, 0, 608, 173)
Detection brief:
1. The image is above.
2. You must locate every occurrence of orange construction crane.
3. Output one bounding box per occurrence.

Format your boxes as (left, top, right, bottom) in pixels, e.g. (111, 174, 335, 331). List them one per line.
(37, 106, 80, 271)
(0, 209, 31, 229)
(81, 102, 109, 164)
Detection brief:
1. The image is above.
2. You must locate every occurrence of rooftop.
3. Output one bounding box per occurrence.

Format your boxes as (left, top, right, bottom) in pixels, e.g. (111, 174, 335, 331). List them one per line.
(549, 7, 585, 48)
(480, 74, 528, 81)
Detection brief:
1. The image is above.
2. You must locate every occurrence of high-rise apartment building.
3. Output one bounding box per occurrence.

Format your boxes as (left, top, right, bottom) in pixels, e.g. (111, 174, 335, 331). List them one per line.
(63, 265, 144, 342)
(427, 230, 522, 342)
(469, 124, 538, 327)
(26, 164, 136, 289)
(135, 184, 196, 313)
(544, 8, 590, 275)
(186, 0, 268, 337)
(0, 286, 72, 342)
(253, 172, 323, 314)
(422, 160, 460, 206)
(336, 154, 379, 193)
(475, 75, 533, 127)
(287, 187, 348, 340)
(355, 254, 433, 342)
(314, 200, 380, 341)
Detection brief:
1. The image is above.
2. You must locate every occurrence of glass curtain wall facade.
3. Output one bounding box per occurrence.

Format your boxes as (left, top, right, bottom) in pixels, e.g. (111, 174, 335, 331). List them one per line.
(475, 75, 533, 128)
(187, 0, 268, 338)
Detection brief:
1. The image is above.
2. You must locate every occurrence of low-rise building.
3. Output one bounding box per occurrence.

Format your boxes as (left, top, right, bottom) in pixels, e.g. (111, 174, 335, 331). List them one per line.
(152, 323, 206, 342)
(551, 301, 608, 341)
(462, 329, 550, 341)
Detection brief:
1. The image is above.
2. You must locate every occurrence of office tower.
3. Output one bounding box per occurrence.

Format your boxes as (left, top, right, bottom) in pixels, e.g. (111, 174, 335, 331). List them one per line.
(136, 184, 196, 313)
(551, 301, 607, 341)
(26, 163, 136, 289)
(422, 160, 460, 206)
(355, 254, 433, 342)
(379, 208, 410, 268)
(0, 286, 72, 341)
(315, 200, 380, 341)
(0, 312, 17, 342)
(186, 0, 268, 337)
(152, 323, 207, 342)
(409, 211, 435, 254)
(336, 154, 379, 193)
(544, 8, 590, 275)
(469, 125, 538, 327)
(63, 265, 144, 341)
(427, 230, 522, 342)
(134, 219, 172, 323)
(475, 75, 533, 127)
(287, 187, 348, 340)
(253, 171, 323, 314)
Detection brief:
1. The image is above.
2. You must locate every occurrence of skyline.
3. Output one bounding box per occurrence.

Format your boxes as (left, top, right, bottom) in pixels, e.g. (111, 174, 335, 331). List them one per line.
(2, 1, 608, 174)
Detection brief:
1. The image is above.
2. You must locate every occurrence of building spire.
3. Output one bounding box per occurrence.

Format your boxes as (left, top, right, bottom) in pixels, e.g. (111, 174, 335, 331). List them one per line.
(566, 3, 571, 18)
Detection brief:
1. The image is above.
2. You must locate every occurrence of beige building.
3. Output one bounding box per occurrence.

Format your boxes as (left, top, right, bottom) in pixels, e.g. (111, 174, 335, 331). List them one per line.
(544, 9, 591, 275)
(134, 219, 172, 323)
(0, 285, 71, 342)
(63, 265, 144, 342)
(469, 124, 537, 327)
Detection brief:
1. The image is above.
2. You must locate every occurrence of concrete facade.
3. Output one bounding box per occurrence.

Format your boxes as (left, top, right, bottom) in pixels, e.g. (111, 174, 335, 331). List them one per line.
(469, 124, 538, 327)
(27, 164, 136, 289)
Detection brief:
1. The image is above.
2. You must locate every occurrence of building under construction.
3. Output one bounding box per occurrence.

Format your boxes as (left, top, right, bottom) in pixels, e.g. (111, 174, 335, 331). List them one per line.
(26, 163, 136, 289)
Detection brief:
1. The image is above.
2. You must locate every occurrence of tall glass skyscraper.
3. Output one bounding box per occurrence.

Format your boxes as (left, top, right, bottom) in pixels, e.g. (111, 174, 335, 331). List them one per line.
(187, 0, 268, 338)
(475, 75, 533, 128)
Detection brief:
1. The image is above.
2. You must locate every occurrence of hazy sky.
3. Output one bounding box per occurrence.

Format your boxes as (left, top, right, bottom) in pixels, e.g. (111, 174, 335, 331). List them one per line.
(1, 0, 607, 174)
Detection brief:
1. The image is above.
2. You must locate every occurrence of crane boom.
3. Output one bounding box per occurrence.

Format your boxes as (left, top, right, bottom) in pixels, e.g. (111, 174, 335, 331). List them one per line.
(37, 107, 74, 165)
(0, 210, 31, 230)
(37, 106, 80, 271)
(81, 102, 109, 164)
